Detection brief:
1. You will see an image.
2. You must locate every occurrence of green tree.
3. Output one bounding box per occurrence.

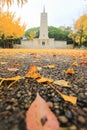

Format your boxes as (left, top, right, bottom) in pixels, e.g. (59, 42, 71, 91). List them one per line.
(25, 27, 39, 39)
(25, 26, 72, 41)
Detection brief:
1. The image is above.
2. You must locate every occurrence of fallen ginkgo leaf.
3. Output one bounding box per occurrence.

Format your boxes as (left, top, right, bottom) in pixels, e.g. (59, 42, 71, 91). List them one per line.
(13, 63, 20, 67)
(26, 65, 41, 79)
(0, 76, 21, 88)
(0, 62, 8, 65)
(6, 76, 21, 81)
(72, 61, 78, 67)
(7, 67, 19, 72)
(26, 93, 59, 130)
(66, 68, 75, 75)
(53, 80, 70, 87)
(59, 92, 77, 105)
(49, 84, 77, 105)
(43, 64, 55, 69)
(37, 77, 53, 83)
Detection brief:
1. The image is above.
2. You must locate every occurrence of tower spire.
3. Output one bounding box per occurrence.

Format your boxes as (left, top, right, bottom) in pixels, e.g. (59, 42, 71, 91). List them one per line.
(43, 5, 45, 13)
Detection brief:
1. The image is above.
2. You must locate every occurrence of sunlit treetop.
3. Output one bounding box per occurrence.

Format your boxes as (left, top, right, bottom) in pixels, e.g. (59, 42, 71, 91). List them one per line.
(74, 14, 87, 30)
(0, 0, 27, 6)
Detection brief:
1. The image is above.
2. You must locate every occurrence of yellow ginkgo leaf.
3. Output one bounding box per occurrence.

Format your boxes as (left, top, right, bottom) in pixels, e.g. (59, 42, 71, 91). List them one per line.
(6, 76, 21, 81)
(49, 84, 77, 105)
(66, 68, 75, 75)
(13, 63, 20, 67)
(72, 61, 78, 67)
(43, 64, 55, 69)
(59, 92, 77, 105)
(26, 65, 41, 79)
(37, 77, 53, 83)
(53, 80, 70, 87)
(0, 62, 8, 65)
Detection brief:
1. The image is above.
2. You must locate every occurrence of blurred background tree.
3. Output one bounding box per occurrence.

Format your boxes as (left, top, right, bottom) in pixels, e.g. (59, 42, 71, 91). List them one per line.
(68, 14, 87, 48)
(0, 0, 27, 6)
(0, 9, 26, 48)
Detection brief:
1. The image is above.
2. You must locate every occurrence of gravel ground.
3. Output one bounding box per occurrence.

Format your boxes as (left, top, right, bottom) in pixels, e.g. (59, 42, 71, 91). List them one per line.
(0, 50, 87, 130)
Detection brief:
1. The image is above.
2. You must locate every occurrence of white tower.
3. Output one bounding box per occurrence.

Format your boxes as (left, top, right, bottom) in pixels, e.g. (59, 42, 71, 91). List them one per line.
(39, 6, 49, 39)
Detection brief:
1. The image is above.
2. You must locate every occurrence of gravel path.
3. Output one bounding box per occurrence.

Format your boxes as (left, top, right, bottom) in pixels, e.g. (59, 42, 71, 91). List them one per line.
(0, 50, 87, 130)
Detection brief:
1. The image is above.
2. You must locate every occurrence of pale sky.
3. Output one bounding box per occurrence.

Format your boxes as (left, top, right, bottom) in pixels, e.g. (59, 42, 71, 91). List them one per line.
(7, 0, 87, 29)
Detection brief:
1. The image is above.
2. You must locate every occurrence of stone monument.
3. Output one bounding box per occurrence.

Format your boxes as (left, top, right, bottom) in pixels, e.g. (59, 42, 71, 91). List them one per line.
(21, 7, 68, 49)
(37, 6, 54, 47)
(39, 6, 48, 39)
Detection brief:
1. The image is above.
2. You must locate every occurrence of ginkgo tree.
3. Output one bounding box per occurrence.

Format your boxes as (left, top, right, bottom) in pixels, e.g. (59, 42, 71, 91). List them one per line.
(0, 9, 26, 48)
(28, 31, 36, 40)
(68, 14, 87, 47)
(0, 0, 27, 6)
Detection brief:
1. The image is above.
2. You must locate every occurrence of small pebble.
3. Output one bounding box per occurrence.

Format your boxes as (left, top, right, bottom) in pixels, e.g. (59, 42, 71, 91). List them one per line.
(69, 125, 77, 130)
(78, 116, 86, 123)
(58, 116, 68, 123)
(47, 101, 53, 108)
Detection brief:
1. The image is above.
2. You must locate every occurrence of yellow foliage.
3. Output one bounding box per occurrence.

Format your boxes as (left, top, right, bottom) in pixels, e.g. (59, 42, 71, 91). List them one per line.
(29, 31, 36, 40)
(68, 14, 87, 44)
(0, 0, 27, 6)
(74, 14, 87, 31)
(0, 10, 26, 39)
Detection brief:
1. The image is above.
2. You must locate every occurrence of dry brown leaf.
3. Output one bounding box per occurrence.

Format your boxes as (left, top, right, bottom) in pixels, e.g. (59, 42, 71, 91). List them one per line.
(37, 77, 53, 83)
(43, 64, 55, 69)
(49, 84, 77, 105)
(53, 80, 70, 87)
(7, 67, 19, 72)
(80, 61, 87, 66)
(66, 68, 75, 75)
(26, 65, 41, 79)
(26, 93, 59, 130)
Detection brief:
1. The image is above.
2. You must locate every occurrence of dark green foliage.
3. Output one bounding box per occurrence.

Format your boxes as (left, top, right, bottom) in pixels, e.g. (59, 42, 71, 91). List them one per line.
(25, 27, 39, 38)
(0, 38, 21, 48)
(25, 26, 72, 41)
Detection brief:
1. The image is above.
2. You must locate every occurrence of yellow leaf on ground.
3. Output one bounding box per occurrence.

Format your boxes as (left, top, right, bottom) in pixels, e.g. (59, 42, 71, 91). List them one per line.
(53, 80, 70, 87)
(66, 68, 75, 75)
(0, 62, 8, 65)
(49, 84, 77, 105)
(26, 65, 41, 79)
(0, 76, 21, 88)
(0, 76, 21, 81)
(6, 76, 21, 81)
(59, 91, 77, 105)
(72, 61, 78, 67)
(13, 63, 20, 67)
(43, 64, 55, 69)
(37, 77, 53, 83)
